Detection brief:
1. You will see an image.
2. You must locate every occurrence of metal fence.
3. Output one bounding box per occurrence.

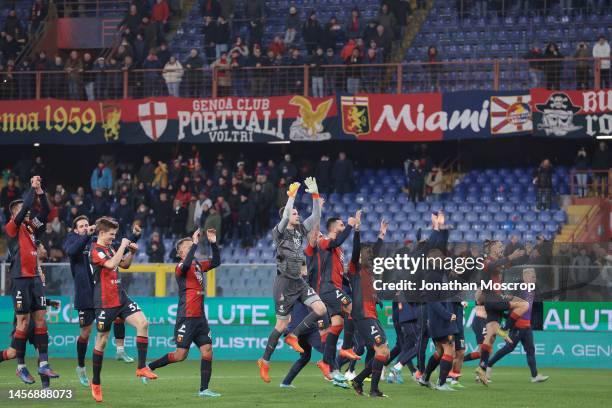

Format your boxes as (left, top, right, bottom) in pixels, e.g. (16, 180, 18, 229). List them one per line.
(0, 57, 609, 100)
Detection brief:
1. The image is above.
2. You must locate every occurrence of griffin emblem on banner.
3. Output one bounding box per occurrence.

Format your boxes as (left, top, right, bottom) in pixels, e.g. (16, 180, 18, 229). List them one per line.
(288, 96, 333, 141)
(99, 104, 121, 141)
(340, 96, 371, 137)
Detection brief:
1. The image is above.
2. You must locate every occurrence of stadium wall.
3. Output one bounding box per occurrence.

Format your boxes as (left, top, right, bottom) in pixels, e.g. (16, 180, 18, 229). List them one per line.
(1, 297, 610, 368)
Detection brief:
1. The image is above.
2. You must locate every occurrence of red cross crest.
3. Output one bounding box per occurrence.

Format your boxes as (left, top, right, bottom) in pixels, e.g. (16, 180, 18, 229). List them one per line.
(138, 101, 168, 141)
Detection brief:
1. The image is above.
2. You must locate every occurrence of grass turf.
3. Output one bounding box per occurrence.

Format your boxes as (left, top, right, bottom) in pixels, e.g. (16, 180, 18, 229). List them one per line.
(0, 359, 610, 407)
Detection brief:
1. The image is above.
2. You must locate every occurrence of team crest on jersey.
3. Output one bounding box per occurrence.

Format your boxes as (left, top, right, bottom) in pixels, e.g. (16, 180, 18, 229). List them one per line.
(194, 270, 204, 286)
(97, 322, 104, 330)
(292, 232, 302, 249)
(16, 301, 22, 310)
(341, 297, 349, 305)
(177, 334, 183, 343)
(374, 335, 382, 344)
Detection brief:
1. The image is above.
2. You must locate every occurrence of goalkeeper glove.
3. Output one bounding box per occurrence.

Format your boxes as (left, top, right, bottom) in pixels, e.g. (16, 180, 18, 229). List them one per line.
(287, 182, 301, 198)
(304, 176, 319, 195)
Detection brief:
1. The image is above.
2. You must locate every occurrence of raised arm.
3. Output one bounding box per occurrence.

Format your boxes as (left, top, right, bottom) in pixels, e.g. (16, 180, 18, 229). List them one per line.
(99, 239, 129, 270)
(275, 182, 300, 234)
(302, 177, 321, 233)
(63, 233, 92, 258)
(32, 190, 50, 238)
(178, 244, 197, 276)
(373, 218, 388, 258)
(5, 188, 35, 236)
(319, 224, 352, 250)
(200, 229, 220, 271)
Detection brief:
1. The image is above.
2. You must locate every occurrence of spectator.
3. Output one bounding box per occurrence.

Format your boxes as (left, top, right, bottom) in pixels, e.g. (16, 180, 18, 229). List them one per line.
(82, 52, 95, 100)
(194, 191, 212, 227)
(543, 42, 563, 90)
(346, 8, 363, 40)
(248, 19, 264, 49)
(121, 55, 136, 97)
(201, 0, 220, 18)
(146, 231, 166, 262)
(302, 11, 322, 56)
(15, 57, 33, 99)
(373, 24, 392, 62)
(238, 194, 255, 248)
(425, 166, 444, 200)
(268, 35, 285, 57)
(0, 176, 20, 220)
(1, 33, 19, 62)
(248, 45, 267, 96)
(142, 52, 162, 97)
(29, 0, 48, 34)
(152, 191, 173, 237)
(345, 47, 362, 94)
(112, 196, 134, 234)
(162, 55, 184, 97)
(284, 6, 299, 46)
(120, 4, 142, 41)
(137, 155, 155, 186)
(90, 161, 113, 191)
(215, 196, 231, 242)
(157, 41, 171, 66)
(363, 47, 382, 93)
(93, 57, 108, 100)
(279, 154, 297, 182)
(106, 57, 122, 99)
(407, 160, 425, 202)
(214, 16, 230, 59)
(574, 42, 590, 90)
(91, 189, 110, 220)
(140, 17, 157, 56)
(210, 52, 232, 96)
(245, 0, 264, 22)
(204, 206, 222, 242)
(4, 9, 23, 37)
(202, 15, 217, 64)
(574, 147, 589, 197)
(220, 0, 235, 20)
(151, 0, 169, 43)
(523, 45, 543, 89)
(184, 48, 205, 98)
(533, 159, 553, 211)
(114, 171, 132, 195)
(322, 16, 342, 52)
(230, 36, 249, 58)
(175, 183, 192, 208)
(363, 20, 378, 45)
(309, 46, 326, 97)
(570, 247, 591, 288)
(133, 32, 147, 64)
(593, 35, 610, 89)
(377, 3, 397, 39)
(287, 48, 304, 94)
(153, 161, 169, 189)
(592, 142, 610, 197)
(426, 45, 440, 91)
(315, 155, 332, 194)
(332, 152, 354, 193)
(65, 50, 83, 99)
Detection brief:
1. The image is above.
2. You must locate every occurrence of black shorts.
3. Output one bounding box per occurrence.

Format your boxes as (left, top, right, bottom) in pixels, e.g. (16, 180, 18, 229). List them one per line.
(320, 288, 351, 317)
(354, 318, 387, 348)
(78, 309, 96, 328)
(433, 334, 455, 344)
(12, 277, 46, 315)
(174, 317, 212, 348)
(454, 330, 465, 350)
(484, 293, 510, 324)
(95, 298, 140, 332)
(273, 276, 320, 319)
(472, 316, 487, 344)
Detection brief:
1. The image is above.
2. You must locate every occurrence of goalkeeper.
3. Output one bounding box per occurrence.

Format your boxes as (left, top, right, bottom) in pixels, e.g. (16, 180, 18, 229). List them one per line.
(258, 177, 328, 383)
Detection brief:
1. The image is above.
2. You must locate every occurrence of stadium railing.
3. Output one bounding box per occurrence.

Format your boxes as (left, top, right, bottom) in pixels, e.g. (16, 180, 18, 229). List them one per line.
(569, 169, 612, 200)
(0, 262, 216, 298)
(0, 57, 609, 100)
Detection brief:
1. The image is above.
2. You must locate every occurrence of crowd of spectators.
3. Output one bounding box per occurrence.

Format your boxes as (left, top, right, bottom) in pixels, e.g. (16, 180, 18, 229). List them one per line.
(0, 149, 357, 262)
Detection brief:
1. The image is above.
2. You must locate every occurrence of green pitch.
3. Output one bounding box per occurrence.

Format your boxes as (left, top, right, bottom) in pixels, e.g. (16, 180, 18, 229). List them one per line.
(0, 359, 610, 407)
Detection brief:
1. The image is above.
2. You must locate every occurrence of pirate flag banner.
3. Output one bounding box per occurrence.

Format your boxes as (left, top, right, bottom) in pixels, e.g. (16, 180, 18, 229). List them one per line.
(531, 88, 612, 138)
